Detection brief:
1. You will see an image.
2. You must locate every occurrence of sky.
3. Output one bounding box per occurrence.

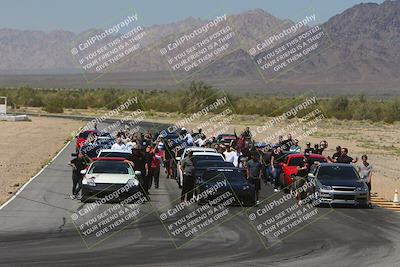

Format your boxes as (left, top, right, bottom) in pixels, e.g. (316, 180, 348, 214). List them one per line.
(0, 0, 385, 33)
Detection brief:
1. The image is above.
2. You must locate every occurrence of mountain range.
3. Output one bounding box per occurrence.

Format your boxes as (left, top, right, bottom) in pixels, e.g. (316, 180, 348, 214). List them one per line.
(0, 0, 399, 95)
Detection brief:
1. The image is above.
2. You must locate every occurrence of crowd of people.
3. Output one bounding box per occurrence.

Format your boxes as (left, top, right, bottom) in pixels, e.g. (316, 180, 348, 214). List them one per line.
(69, 126, 373, 205)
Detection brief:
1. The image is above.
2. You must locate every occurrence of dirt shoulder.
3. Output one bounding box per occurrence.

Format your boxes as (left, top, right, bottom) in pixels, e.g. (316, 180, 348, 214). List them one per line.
(0, 116, 83, 205)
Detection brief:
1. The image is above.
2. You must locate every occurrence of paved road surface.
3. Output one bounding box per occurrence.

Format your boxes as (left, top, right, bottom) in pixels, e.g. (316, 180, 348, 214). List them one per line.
(0, 123, 399, 267)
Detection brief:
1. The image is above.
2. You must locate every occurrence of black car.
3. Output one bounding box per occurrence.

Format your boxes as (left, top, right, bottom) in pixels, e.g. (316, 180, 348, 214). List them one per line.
(194, 160, 235, 181)
(309, 163, 369, 207)
(196, 167, 256, 206)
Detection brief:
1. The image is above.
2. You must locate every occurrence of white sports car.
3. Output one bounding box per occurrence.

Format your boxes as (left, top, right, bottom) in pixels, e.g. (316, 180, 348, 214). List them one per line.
(80, 157, 143, 203)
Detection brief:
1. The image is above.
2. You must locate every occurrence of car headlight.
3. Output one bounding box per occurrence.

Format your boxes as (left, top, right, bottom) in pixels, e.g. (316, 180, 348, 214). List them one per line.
(86, 178, 96, 186)
(127, 178, 139, 187)
(355, 186, 368, 192)
(242, 185, 250, 190)
(320, 185, 332, 190)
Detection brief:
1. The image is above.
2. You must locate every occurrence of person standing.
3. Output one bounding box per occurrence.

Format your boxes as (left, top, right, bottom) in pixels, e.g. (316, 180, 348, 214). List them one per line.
(304, 142, 316, 154)
(358, 155, 373, 206)
(223, 145, 236, 163)
(293, 155, 311, 203)
(68, 152, 88, 199)
(144, 145, 153, 192)
(243, 127, 252, 142)
(236, 134, 246, 154)
(180, 151, 195, 202)
(111, 137, 127, 150)
(289, 139, 301, 153)
(262, 147, 273, 184)
(128, 144, 150, 200)
(150, 147, 162, 189)
(328, 148, 358, 164)
(247, 153, 262, 204)
(270, 146, 283, 192)
(332, 146, 342, 160)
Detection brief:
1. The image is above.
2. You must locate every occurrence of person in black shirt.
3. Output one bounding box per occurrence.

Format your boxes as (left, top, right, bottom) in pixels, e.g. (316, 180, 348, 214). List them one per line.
(143, 145, 153, 193)
(304, 142, 316, 154)
(270, 147, 283, 192)
(180, 151, 195, 202)
(262, 148, 273, 183)
(313, 140, 328, 155)
(328, 148, 358, 164)
(68, 152, 89, 199)
(293, 155, 311, 203)
(127, 145, 150, 199)
(243, 127, 252, 142)
(332, 146, 342, 160)
(280, 134, 293, 151)
(164, 140, 175, 179)
(247, 153, 262, 203)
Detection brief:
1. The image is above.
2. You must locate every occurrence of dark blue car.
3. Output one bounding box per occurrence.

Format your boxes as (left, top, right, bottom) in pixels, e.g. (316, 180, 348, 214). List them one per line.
(196, 167, 256, 206)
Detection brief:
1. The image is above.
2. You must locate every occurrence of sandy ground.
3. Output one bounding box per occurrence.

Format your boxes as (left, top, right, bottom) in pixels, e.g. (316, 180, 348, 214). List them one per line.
(0, 117, 83, 205)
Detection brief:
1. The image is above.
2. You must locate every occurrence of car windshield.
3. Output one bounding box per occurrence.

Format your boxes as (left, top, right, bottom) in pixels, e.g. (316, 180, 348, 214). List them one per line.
(192, 155, 224, 165)
(195, 161, 234, 168)
(317, 165, 359, 180)
(288, 157, 326, 166)
(78, 132, 91, 139)
(89, 161, 133, 174)
(81, 145, 104, 159)
(203, 169, 245, 182)
(99, 151, 131, 159)
(288, 157, 304, 166)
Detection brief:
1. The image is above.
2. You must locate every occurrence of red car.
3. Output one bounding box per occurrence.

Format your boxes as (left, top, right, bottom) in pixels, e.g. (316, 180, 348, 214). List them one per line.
(75, 130, 98, 151)
(279, 153, 327, 191)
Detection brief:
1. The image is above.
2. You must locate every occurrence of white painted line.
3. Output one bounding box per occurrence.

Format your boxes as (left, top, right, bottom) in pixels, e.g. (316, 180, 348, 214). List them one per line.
(0, 140, 72, 210)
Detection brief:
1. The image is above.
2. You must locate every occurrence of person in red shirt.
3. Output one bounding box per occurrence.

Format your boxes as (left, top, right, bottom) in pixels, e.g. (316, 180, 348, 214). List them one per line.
(236, 133, 246, 153)
(150, 147, 163, 189)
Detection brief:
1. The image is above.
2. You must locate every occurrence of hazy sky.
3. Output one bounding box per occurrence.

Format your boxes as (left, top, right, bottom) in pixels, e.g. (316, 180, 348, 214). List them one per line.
(1, 0, 385, 32)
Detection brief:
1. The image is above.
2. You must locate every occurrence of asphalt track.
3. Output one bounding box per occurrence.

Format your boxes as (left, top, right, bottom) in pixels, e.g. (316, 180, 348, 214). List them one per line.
(0, 122, 399, 267)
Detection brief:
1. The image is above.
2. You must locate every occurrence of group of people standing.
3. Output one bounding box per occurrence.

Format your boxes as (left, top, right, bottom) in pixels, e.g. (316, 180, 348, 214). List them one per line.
(69, 126, 373, 206)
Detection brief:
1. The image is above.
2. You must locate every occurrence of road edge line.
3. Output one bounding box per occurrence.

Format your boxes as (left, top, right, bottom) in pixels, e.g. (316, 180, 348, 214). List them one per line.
(0, 139, 73, 211)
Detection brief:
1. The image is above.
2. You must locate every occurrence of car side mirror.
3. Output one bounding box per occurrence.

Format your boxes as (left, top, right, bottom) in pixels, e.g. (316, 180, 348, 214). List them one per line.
(71, 153, 77, 157)
(80, 169, 87, 175)
(134, 170, 142, 176)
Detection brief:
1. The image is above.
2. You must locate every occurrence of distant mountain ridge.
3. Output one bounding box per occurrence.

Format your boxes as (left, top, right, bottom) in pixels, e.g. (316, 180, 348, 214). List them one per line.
(0, 1, 399, 94)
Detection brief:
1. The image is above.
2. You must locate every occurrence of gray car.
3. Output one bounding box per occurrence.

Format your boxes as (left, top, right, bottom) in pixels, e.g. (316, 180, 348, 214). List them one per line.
(308, 163, 369, 207)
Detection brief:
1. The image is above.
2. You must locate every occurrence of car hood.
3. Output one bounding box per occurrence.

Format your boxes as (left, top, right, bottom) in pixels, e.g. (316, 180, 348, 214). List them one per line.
(318, 179, 364, 187)
(201, 179, 249, 188)
(84, 173, 136, 184)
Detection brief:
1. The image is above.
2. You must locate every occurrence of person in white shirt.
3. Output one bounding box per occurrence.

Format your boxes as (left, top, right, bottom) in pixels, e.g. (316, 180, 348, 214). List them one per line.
(195, 135, 207, 147)
(184, 132, 193, 146)
(111, 137, 127, 150)
(223, 145, 237, 164)
(125, 138, 136, 152)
